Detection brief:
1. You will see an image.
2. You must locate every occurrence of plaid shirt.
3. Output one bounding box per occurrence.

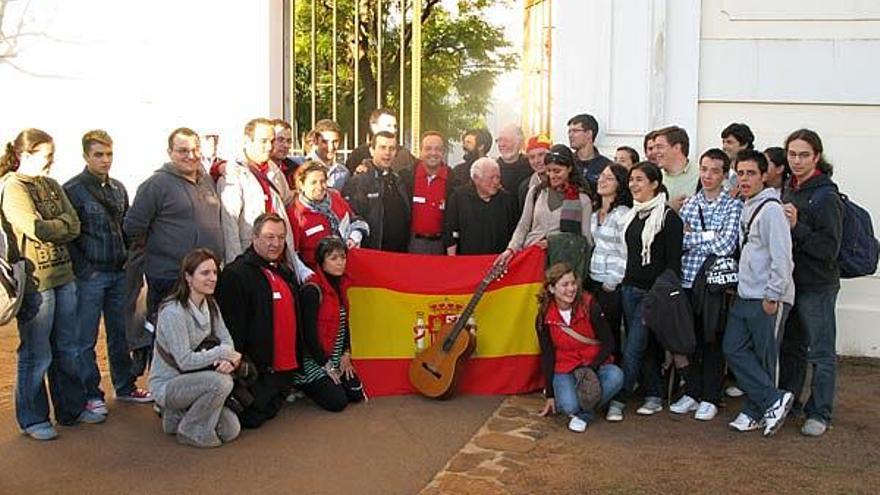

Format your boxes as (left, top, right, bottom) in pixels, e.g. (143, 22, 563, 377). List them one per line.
(679, 190, 743, 288)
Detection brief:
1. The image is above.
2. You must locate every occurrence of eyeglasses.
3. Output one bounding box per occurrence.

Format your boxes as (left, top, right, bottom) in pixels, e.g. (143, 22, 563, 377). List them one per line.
(787, 151, 814, 161)
(258, 234, 286, 243)
(173, 148, 200, 157)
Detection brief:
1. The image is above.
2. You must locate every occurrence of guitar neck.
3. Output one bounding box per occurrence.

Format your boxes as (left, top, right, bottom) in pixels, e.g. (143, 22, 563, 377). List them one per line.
(445, 275, 493, 344)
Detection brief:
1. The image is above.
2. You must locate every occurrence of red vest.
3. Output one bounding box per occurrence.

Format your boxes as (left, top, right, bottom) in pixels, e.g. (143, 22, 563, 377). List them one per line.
(288, 189, 355, 268)
(410, 162, 449, 236)
(544, 294, 604, 373)
(307, 269, 349, 358)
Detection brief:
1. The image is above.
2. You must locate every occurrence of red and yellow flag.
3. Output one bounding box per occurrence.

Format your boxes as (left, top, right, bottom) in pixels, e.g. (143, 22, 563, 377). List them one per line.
(347, 247, 545, 397)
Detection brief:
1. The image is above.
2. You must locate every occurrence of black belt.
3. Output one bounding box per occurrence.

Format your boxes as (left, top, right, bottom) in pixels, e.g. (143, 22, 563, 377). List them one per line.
(414, 233, 442, 240)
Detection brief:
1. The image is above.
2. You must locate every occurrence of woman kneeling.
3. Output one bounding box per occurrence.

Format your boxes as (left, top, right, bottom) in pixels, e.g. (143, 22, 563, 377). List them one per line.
(294, 236, 364, 411)
(149, 249, 242, 448)
(537, 263, 623, 432)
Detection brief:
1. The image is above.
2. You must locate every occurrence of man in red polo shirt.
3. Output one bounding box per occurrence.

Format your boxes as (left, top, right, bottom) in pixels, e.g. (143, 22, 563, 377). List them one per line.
(407, 131, 460, 254)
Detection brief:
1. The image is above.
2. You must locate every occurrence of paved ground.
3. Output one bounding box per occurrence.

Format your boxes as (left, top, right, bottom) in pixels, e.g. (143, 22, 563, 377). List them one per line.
(2, 323, 879, 494)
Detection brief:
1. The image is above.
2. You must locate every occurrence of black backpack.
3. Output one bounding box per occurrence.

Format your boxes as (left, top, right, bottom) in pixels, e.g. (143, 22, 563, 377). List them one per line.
(838, 194, 879, 278)
(811, 189, 879, 278)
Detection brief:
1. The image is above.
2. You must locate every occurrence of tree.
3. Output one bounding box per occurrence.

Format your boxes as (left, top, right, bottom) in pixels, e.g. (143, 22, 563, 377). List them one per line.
(293, 0, 516, 147)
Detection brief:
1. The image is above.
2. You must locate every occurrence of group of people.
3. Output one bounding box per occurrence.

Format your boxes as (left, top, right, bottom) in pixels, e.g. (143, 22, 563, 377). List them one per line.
(0, 108, 842, 447)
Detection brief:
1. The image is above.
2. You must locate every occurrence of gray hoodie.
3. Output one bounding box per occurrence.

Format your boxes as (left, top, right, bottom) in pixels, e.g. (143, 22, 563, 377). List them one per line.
(124, 164, 224, 279)
(737, 187, 794, 305)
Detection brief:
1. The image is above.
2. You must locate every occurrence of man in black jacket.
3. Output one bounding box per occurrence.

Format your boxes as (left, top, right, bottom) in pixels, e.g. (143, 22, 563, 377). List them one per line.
(342, 131, 412, 251)
(779, 130, 843, 438)
(215, 213, 301, 428)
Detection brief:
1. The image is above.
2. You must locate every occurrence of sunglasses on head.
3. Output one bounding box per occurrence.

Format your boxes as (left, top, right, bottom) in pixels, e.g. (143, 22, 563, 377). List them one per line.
(544, 151, 571, 166)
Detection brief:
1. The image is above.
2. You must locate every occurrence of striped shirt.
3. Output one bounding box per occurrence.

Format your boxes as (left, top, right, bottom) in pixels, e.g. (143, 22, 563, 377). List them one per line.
(679, 190, 743, 288)
(589, 205, 630, 290)
(293, 306, 348, 385)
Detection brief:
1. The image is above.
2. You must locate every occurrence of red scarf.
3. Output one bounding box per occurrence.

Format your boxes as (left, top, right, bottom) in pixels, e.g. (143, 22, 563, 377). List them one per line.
(251, 163, 275, 213)
(261, 266, 298, 371)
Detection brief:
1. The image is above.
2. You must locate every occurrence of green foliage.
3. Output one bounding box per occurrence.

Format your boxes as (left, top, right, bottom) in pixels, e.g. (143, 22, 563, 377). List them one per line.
(293, 0, 516, 147)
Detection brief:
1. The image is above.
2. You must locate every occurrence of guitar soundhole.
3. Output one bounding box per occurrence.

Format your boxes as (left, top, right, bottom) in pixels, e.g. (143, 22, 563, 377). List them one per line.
(421, 362, 442, 380)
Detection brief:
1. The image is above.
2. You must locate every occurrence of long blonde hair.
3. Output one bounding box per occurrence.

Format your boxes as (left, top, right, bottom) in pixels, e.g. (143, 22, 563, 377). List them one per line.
(1, 129, 53, 177)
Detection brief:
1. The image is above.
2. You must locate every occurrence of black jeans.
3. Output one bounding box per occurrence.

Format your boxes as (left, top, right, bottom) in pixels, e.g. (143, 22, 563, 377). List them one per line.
(301, 374, 364, 412)
(683, 289, 730, 405)
(588, 279, 624, 363)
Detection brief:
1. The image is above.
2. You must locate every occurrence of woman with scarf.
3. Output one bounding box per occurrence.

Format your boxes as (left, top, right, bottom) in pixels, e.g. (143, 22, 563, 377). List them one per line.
(294, 236, 364, 411)
(606, 161, 684, 422)
(496, 144, 593, 272)
(288, 161, 369, 269)
(536, 263, 623, 432)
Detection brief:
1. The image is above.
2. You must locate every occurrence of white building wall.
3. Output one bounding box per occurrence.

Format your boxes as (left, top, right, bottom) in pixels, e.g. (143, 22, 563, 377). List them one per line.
(698, 0, 880, 357)
(0, 0, 284, 191)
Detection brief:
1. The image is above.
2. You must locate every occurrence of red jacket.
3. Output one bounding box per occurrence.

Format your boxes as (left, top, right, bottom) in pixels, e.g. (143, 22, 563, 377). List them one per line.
(302, 268, 349, 360)
(536, 293, 615, 398)
(288, 189, 357, 268)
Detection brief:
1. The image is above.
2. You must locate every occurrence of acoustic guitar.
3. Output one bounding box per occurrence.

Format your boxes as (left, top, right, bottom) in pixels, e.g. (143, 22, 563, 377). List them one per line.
(408, 262, 507, 399)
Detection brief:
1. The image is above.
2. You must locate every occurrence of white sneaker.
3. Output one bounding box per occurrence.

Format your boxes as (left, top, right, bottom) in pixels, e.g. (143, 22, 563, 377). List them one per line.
(85, 398, 108, 416)
(636, 397, 663, 415)
(725, 386, 744, 398)
(763, 391, 794, 437)
(670, 395, 699, 414)
(728, 412, 765, 432)
(568, 415, 588, 433)
(606, 402, 624, 422)
(694, 401, 718, 421)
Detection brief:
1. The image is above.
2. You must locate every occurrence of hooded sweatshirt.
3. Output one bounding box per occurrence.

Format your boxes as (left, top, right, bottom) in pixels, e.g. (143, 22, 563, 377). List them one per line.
(123, 164, 224, 280)
(737, 187, 794, 305)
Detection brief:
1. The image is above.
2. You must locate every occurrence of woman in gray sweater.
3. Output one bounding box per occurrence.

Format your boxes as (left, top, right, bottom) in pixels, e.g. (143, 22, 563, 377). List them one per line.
(149, 249, 242, 448)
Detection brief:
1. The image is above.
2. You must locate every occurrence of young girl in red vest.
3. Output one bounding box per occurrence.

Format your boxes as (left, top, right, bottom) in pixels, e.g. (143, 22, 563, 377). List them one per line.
(537, 263, 623, 432)
(293, 236, 364, 411)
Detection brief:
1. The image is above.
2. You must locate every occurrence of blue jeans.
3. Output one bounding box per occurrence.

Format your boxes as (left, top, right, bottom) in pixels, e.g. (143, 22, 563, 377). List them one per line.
(782, 288, 839, 424)
(722, 297, 791, 421)
(77, 270, 135, 399)
(620, 285, 662, 399)
(553, 364, 624, 422)
(15, 282, 86, 428)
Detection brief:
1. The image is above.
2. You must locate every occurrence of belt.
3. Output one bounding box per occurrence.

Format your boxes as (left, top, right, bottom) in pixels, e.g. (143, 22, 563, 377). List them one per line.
(413, 233, 442, 240)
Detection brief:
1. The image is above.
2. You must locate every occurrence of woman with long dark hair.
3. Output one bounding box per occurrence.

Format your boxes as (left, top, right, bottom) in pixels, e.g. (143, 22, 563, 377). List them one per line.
(1, 129, 97, 441)
(497, 144, 593, 274)
(607, 161, 684, 422)
(588, 163, 632, 362)
(149, 249, 242, 448)
(536, 263, 623, 432)
(294, 236, 364, 411)
(763, 146, 791, 192)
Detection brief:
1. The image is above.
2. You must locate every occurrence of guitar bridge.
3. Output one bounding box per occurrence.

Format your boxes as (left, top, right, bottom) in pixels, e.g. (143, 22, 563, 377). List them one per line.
(421, 362, 442, 379)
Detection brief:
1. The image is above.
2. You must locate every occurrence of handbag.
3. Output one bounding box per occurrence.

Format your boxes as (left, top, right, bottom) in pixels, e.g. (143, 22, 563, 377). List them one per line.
(697, 205, 738, 292)
(0, 178, 28, 325)
(155, 304, 258, 414)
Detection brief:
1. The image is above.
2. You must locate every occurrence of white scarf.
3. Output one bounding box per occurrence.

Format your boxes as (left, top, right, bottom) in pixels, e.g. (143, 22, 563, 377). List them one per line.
(621, 192, 668, 266)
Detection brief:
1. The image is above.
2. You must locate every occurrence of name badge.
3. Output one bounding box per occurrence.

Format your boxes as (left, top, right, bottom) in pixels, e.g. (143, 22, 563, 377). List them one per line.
(367, 192, 380, 199)
(413, 196, 427, 204)
(305, 224, 325, 237)
(273, 291, 282, 300)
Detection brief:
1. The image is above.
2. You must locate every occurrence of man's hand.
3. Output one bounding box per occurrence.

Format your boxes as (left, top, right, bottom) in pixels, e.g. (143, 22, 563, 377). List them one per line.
(783, 203, 798, 228)
(494, 248, 515, 267)
(762, 299, 779, 316)
(340, 352, 356, 380)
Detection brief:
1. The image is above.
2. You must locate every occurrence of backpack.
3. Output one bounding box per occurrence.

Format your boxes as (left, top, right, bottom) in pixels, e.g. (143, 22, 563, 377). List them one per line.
(811, 189, 879, 278)
(0, 178, 28, 325)
(836, 194, 879, 278)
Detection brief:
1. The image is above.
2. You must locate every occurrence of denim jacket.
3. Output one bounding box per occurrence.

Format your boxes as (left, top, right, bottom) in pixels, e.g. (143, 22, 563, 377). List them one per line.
(63, 168, 129, 278)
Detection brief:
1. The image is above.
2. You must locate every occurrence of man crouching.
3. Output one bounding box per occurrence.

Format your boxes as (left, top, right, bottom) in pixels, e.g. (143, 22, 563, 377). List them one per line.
(216, 213, 301, 428)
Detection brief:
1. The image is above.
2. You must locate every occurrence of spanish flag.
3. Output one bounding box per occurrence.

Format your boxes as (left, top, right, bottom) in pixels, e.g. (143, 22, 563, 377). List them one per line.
(347, 246, 545, 397)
